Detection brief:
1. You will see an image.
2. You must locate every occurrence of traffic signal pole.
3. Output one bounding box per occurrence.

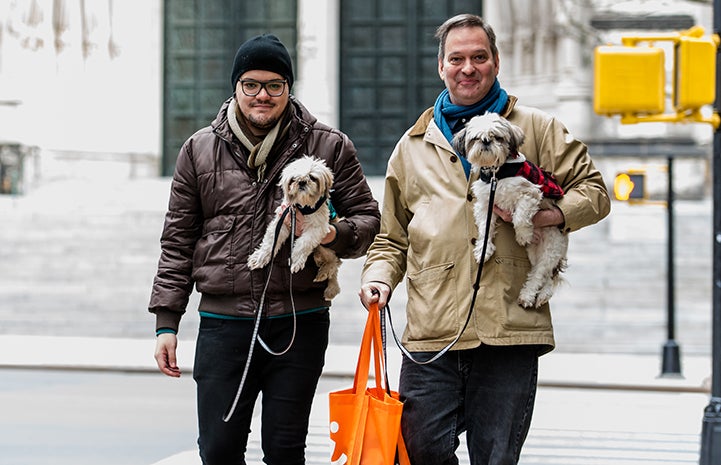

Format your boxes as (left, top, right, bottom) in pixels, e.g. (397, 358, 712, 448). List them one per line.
(661, 155, 682, 376)
(699, 0, 721, 462)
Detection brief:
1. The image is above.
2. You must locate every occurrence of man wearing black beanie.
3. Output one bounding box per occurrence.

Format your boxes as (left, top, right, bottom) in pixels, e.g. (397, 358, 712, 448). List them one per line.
(230, 33, 294, 90)
(150, 34, 380, 465)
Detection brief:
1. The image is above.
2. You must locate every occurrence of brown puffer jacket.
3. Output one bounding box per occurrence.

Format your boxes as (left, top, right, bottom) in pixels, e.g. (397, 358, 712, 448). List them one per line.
(149, 96, 380, 333)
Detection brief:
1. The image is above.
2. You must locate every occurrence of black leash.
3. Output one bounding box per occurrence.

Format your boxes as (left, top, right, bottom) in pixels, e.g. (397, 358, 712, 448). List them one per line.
(223, 205, 299, 422)
(384, 175, 498, 365)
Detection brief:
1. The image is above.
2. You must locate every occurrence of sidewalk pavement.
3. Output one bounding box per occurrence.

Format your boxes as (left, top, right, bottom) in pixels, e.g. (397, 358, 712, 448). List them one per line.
(0, 334, 711, 394)
(0, 334, 710, 465)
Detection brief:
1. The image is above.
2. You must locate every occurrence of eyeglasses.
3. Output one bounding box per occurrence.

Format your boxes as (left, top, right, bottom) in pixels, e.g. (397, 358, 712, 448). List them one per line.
(238, 79, 287, 97)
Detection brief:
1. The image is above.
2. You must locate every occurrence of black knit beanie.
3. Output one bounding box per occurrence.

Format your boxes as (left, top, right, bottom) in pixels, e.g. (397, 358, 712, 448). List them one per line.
(230, 34, 294, 90)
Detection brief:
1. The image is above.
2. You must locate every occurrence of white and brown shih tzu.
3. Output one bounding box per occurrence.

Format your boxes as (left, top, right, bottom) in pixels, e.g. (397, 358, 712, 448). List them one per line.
(452, 112, 568, 309)
(248, 155, 341, 300)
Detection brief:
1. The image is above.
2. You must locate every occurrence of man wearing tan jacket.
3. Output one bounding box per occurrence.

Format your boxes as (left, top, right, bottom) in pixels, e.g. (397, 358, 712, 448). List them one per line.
(359, 14, 610, 465)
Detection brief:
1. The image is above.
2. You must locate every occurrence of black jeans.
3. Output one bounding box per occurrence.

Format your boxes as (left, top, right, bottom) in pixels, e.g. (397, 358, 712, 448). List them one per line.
(399, 344, 540, 465)
(193, 310, 329, 465)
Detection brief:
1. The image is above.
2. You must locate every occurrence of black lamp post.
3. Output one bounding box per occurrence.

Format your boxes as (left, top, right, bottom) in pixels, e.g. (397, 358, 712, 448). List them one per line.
(661, 155, 682, 377)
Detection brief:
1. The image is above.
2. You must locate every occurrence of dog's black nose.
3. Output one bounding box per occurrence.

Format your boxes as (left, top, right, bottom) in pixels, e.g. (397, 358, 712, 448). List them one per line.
(298, 180, 307, 188)
(481, 137, 491, 146)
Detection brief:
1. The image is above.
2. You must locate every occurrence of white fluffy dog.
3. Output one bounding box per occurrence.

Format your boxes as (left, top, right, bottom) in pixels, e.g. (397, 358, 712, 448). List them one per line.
(248, 155, 341, 300)
(452, 113, 568, 308)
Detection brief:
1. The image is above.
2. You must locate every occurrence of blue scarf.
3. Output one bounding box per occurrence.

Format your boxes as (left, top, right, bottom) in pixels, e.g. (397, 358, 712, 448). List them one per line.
(433, 79, 509, 178)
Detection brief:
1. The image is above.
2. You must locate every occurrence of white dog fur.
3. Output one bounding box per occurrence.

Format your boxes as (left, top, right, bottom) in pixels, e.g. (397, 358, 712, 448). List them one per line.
(452, 112, 568, 308)
(247, 155, 341, 300)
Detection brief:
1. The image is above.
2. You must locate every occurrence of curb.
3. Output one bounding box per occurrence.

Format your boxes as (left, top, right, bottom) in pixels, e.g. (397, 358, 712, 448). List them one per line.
(0, 335, 711, 394)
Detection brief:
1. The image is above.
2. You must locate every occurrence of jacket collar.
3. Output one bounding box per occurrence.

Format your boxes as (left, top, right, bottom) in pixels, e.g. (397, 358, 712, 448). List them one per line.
(408, 95, 518, 137)
(211, 96, 316, 193)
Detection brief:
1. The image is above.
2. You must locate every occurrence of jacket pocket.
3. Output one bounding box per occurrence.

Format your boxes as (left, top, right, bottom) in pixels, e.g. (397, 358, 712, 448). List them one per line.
(491, 256, 553, 331)
(405, 262, 458, 342)
(192, 215, 236, 293)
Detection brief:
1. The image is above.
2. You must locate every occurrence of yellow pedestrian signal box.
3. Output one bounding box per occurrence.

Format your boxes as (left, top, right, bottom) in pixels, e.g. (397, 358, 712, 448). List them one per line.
(675, 34, 717, 111)
(593, 26, 720, 128)
(614, 171, 646, 202)
(594, 46, 665, 116)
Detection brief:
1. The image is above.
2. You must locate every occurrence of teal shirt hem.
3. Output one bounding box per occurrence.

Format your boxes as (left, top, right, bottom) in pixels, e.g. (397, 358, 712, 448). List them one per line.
(199, 306, 329, 321)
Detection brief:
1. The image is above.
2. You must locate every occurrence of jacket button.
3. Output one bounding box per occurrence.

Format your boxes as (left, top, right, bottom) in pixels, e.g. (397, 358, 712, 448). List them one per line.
(467, 193, 473, 202)
(450, 155, 458, 163)
(471, 238, 477, 245)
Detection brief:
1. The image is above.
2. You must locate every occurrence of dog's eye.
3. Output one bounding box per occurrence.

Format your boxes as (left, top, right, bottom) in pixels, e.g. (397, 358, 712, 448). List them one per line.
(308, 175, 318, 183)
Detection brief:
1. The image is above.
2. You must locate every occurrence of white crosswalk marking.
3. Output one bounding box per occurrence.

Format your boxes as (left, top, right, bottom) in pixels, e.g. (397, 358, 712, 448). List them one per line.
(240, 392, 700, 465)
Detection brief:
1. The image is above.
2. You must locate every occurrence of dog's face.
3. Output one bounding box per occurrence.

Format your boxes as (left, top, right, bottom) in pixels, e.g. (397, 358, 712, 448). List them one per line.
(280, 155, 334, 208)
(451, 113, 525, 169)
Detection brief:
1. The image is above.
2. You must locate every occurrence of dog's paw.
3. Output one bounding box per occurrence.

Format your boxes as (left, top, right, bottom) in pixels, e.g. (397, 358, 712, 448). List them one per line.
(484, 246, 495, 262)
(315, 265, 335, 282)
(518, 285, 554, 309)
(290, 261, 306, 274)
(534, 279, 561, 307)
(472, 248, 483, 263)
(315, 268, 329, 282)
(533, 291, 552, 308)
(514, 227, 534, 246)
(323, 280, 341, 300)
(474, 242, 495, 263)
(517, 291, 536, 309)
(290, 257, 307, 273)
(248, 251, 270, 269)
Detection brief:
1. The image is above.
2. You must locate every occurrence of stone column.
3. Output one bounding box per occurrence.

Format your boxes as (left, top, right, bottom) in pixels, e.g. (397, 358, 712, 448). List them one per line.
(296, 0, 339, 127)
(554, 0, 595, 139)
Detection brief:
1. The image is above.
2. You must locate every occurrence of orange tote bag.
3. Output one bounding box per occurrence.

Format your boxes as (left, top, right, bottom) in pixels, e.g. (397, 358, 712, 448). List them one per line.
(328, 303, 410, 465)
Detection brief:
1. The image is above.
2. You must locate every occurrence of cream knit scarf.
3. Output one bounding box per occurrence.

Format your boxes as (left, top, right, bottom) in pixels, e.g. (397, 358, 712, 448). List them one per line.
(227, 99, 283, 182)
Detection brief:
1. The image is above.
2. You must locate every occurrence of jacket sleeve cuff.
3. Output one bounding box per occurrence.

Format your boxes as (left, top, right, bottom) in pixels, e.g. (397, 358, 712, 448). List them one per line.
(154, 309, 182, 334)
(156, 328, 177, 336)
(325, 219, 354, 253)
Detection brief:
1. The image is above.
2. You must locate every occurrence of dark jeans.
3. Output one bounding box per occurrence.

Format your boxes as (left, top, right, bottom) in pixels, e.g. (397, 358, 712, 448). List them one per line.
(193, 310, 329, 465)
(399, 344, 540, 465)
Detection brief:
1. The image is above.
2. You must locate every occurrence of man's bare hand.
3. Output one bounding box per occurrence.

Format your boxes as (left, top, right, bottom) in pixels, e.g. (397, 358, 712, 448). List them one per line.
(154, 333, 181, 378)
(359, 282, 391, 310)
(493, 205, 565, 244)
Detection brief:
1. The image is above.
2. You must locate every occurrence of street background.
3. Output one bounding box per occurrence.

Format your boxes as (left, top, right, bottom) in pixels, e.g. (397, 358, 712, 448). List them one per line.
(0, 172, 715, 464)
(0, 174, 712, 355)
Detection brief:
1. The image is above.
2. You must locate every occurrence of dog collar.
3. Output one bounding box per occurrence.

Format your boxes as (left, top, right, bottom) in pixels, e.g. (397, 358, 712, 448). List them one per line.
(295, 195, 328, 215)
(478, 149, 526, 183)
(479, 160, 565, 199)
(479, 163, 521, 183)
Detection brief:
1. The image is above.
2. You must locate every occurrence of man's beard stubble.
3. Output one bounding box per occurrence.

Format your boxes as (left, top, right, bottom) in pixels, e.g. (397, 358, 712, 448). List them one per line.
(247, 112, 278, 130)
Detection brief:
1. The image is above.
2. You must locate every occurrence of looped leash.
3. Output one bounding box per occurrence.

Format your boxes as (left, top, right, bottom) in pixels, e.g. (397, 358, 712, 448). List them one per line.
(223, 205, 299, 422)
(384, 173, 498, 365)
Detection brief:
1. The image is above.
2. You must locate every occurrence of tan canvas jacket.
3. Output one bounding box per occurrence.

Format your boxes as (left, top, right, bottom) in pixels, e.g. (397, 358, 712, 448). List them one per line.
(361, 96, 610, 354)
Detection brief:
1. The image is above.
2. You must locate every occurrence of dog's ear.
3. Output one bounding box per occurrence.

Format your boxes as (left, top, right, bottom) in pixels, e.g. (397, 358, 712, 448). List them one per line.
(321, 166, 334, 194)
(451, 127, 467, 157)
(508, 123, 525, 153)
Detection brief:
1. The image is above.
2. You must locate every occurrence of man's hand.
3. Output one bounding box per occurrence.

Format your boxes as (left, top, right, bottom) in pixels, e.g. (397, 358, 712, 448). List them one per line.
(493, 205, 513, 223)
(281, 204, 337, 244)
(532, 206, 565, 229)
(280, 204, 306, 236)
(320, 224, 337, 245)
(154, 333, 181, 378)
(359, 282, 391, 310)
(493, 205, 565, 243)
